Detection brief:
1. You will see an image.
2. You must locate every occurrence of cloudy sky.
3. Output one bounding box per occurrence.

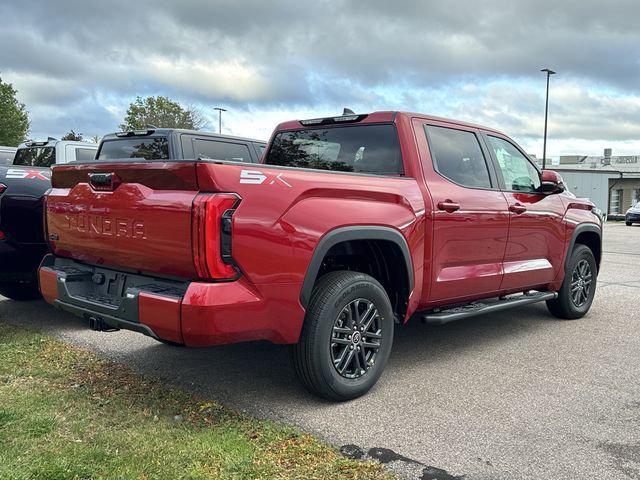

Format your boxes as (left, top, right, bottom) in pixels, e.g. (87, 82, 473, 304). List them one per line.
(1, 0, 639, 158)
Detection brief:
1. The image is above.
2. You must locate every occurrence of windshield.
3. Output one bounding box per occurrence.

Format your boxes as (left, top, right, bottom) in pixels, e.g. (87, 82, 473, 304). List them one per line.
(97, 137, 169, 160)
(13, 147, 56, 167)
(264, 124, 403, 175)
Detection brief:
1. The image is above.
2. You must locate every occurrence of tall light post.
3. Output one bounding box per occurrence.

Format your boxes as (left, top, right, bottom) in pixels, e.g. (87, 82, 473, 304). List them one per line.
(214, 107, 227, 134)
(540, 68, 556, 170)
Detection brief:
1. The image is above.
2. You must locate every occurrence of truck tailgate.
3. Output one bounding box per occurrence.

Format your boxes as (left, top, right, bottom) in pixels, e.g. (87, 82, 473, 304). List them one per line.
(46, 162, 199, 278)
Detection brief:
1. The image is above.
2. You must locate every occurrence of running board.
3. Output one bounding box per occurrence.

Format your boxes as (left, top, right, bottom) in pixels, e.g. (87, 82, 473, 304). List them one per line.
(421, 291, 558, 325)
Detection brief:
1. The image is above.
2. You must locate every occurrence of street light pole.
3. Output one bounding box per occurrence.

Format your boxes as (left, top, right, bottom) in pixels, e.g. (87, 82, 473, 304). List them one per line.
(540, 68, 556, 170)
(214, 107, 227, 134)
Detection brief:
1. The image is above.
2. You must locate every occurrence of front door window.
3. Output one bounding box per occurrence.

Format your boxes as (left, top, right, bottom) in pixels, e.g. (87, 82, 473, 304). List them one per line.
(487, 136, 540, 192)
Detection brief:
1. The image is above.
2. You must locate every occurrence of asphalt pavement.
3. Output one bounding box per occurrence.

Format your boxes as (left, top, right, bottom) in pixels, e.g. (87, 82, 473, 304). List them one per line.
(2, 222, 639, 479)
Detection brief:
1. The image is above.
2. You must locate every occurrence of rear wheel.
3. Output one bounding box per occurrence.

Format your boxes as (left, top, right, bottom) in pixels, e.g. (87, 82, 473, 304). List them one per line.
(546, 244, 597, 319)
(626, 221, 633, 226)
(0, 281, 41, 301)
(292, 271, 394, 401)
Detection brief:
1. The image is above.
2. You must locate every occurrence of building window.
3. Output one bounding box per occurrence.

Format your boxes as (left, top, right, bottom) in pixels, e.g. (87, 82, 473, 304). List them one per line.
(611, 189, 622, 214)
(633, 188, 640, 207)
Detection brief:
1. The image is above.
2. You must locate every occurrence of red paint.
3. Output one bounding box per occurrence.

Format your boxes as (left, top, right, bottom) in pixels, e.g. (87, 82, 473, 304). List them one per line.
(40, 111, 600, 346)
(24, 170, 49, 181)
(139, 292, 183, 344)
(38, 267, 58, 305)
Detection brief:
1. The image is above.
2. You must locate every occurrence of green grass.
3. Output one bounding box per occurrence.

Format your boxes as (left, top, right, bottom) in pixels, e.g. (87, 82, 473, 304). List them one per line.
(0, 322, 391, 480)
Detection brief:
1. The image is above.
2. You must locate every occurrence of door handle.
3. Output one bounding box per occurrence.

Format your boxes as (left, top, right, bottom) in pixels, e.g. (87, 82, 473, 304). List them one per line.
(509, 203, 527, 214)
(437, 200, 460, 212)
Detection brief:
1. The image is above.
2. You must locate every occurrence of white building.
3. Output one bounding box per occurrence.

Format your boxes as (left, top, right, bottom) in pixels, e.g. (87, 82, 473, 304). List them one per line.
(550, 153, 640, 215)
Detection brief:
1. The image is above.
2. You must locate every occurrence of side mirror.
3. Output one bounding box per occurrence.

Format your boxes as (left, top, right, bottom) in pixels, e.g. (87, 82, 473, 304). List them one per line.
(539, 170, 565, 194)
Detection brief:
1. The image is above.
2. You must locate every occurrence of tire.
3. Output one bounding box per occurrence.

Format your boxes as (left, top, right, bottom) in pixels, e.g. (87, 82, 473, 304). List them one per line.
(0, 281, 41, 301)
(626, 221, 633, 226)
(546, 244, 597, 320)
(292, 271, 394, 401)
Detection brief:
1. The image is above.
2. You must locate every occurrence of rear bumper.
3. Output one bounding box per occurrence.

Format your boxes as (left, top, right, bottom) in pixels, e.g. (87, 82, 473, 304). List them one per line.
(39, 255, 304, 346)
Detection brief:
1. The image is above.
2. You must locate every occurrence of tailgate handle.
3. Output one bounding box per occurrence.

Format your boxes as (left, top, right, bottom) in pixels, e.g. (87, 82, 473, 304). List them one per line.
(88, 172, 120, 191)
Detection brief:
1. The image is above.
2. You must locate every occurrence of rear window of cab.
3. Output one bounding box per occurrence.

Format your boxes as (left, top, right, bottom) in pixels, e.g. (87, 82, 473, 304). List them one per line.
(97, 137, 169, 160)
(13, 147, 56, 167)
(264, 124, 403, 175)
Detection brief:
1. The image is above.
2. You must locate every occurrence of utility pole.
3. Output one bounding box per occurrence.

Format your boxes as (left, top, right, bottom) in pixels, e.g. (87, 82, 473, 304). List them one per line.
(540, 68, 556, 169)
(214, 107, 227, 134)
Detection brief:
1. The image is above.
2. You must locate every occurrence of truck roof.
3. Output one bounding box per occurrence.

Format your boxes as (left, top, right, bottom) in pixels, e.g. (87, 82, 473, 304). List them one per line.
(18, 140, 97, 149)
(101, 129, 267, 145)
(275, 111, 505, 136)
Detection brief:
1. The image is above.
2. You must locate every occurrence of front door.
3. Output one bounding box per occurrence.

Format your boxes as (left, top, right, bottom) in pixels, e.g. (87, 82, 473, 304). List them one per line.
(416, 120, 510, 303)
(483, 134, 566, 291)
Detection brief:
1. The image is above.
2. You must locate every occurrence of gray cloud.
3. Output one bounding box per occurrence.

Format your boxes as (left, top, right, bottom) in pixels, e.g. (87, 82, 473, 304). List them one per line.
(1, 0, 639, 148)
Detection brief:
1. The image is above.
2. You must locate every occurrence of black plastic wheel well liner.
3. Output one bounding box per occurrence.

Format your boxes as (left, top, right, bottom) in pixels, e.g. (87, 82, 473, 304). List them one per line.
(299, 226, 414, 308)
(567, 223, 602, 272)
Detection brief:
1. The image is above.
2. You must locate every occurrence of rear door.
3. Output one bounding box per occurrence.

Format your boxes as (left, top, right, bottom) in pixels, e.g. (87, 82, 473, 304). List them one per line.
(415, 119, 510, 302)
(483, 134, 565, 290)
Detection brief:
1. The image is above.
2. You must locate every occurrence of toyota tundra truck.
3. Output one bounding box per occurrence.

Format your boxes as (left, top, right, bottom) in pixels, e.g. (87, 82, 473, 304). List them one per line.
(38, 111, 602, 400)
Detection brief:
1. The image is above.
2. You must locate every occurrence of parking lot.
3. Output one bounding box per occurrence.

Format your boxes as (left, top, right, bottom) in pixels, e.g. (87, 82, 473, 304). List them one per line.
(1, 222, 638, 479)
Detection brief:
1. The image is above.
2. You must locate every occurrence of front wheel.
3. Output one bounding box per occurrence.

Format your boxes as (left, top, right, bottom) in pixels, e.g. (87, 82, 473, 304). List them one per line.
(292, 271, 394, 401)
(546, 244, 597, 319)
(626, 221, 633, 226)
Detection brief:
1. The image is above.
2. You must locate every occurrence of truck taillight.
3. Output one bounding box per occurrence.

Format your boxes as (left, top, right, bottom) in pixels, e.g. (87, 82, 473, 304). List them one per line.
(192, 193, 240, 280)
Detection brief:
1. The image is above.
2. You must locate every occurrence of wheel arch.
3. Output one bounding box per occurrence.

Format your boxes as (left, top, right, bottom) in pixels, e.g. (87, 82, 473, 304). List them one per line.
(299, 226, 414, 319)
(567, 223, 602, 272)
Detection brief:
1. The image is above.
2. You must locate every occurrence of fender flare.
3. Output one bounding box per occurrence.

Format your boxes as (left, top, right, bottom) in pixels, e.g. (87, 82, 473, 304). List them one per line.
(565, 223, 602, 271)
(299, 226, 414, 308)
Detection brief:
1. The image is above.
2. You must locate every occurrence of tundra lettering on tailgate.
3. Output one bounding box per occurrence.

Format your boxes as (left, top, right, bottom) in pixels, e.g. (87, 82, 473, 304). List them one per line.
(60, 214, 146, 239)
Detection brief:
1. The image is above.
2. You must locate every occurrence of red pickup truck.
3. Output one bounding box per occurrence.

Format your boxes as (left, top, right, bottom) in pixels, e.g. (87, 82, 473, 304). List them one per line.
(39, 111, 602, 400)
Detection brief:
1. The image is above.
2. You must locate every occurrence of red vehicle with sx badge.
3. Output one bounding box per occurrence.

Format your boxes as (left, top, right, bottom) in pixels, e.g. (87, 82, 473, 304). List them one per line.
(39, 111, 602, 400)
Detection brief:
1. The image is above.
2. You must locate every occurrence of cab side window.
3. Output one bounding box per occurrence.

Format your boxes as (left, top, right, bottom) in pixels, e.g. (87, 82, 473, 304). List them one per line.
(425, 125, 492, 189)
(487, 136, 540, 192)
(193, 139, 252, 162)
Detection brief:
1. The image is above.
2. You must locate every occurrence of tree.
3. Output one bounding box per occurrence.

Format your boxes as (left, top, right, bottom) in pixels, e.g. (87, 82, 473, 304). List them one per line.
(61, 129, 83, 141)
(0, 77, 30, 147)
(119, 96, 206, 131)
(89, 134, 101, 144)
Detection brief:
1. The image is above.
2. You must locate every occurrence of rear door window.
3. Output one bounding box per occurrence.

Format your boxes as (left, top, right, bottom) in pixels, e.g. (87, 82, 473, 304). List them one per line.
(265, 124, 403, 175)
(13, 147, 56, 167)
(425, 125, 492, 189)
(193, 139, 252, 162)
(97, 137, 169, 160)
